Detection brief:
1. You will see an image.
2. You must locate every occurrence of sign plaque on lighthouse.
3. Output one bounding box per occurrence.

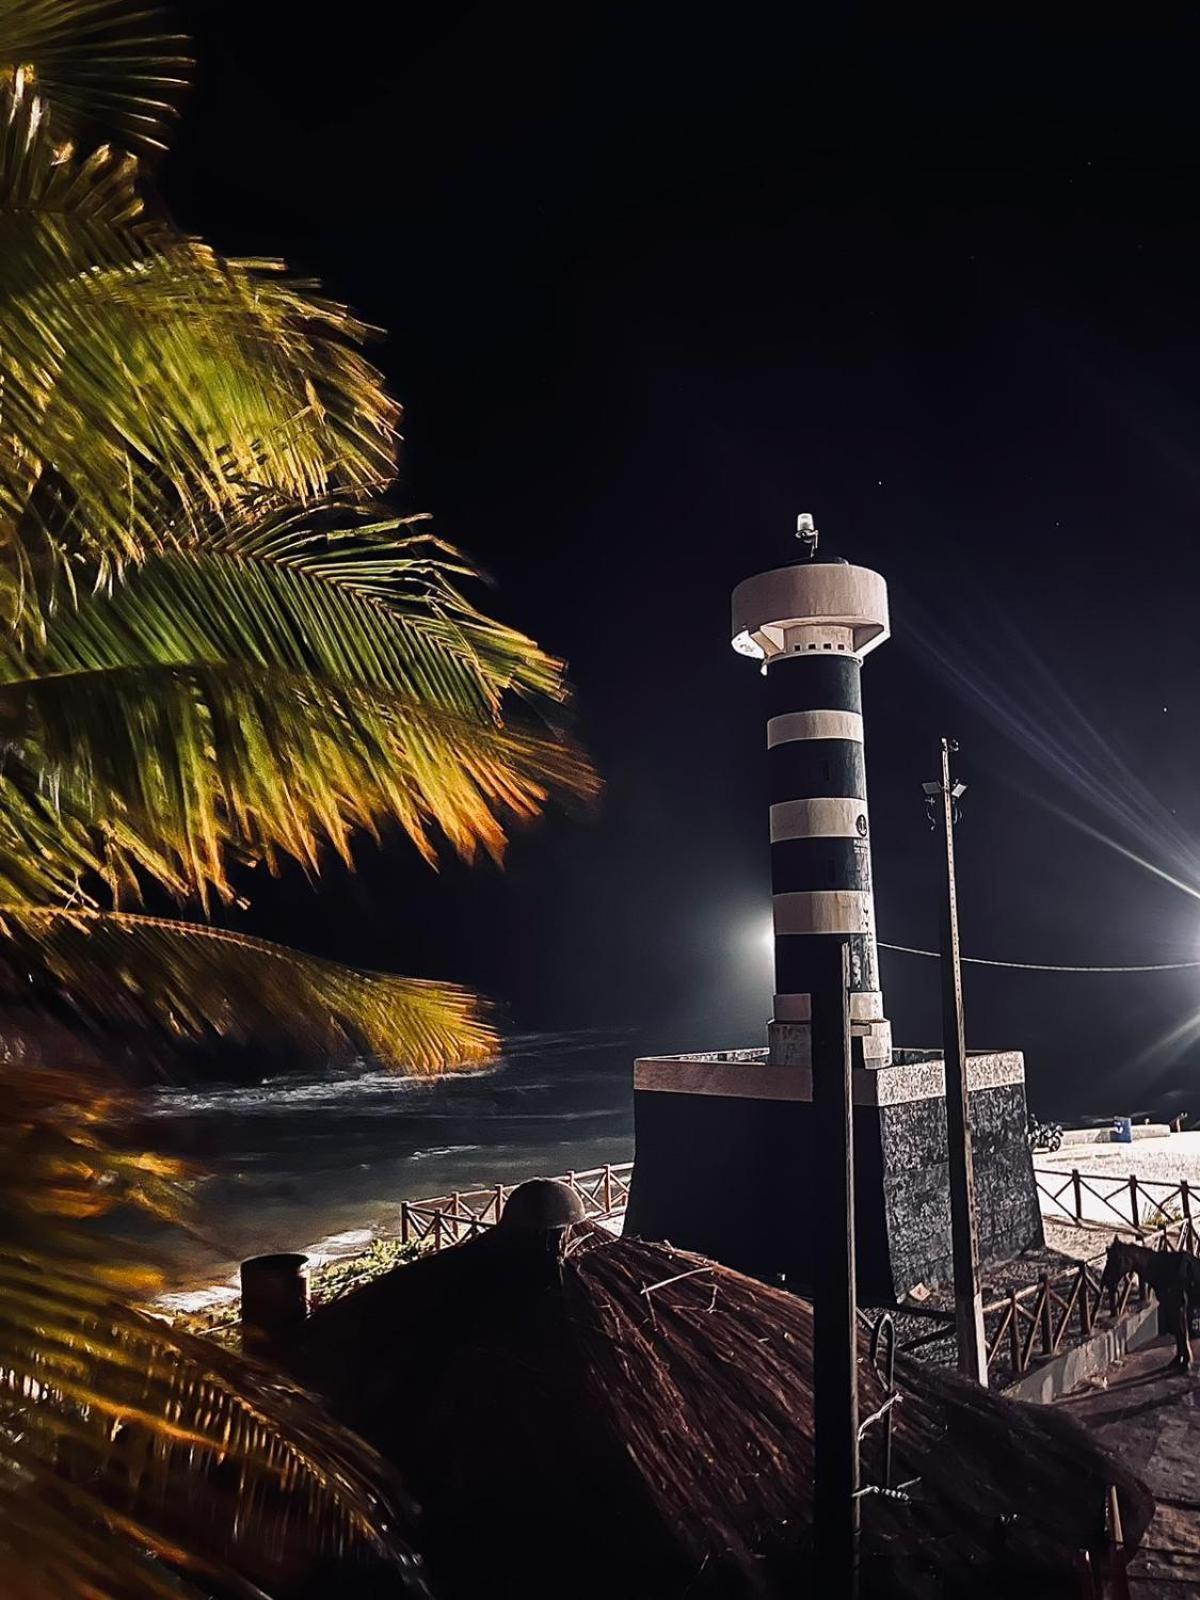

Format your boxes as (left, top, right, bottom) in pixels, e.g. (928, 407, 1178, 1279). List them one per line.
(623, 522, 1043, 1303)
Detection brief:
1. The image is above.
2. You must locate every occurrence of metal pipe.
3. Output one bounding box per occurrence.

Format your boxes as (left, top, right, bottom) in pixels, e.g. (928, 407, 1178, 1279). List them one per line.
(811, 936, 860, 1597)
(932, 737, 987, 1384)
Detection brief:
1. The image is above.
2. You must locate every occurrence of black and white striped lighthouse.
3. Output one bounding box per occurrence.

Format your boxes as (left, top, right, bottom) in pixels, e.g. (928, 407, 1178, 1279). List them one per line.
(731, 540, 892, 1069)
(623, 526, 1043, 1303)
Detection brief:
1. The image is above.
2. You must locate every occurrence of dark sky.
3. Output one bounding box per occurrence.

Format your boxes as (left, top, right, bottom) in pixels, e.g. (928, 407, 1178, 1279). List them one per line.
(167, 9, 1200, 1116)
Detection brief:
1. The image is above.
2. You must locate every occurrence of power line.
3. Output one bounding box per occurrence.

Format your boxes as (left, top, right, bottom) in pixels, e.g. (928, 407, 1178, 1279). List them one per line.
(879, 942, 1200, 974)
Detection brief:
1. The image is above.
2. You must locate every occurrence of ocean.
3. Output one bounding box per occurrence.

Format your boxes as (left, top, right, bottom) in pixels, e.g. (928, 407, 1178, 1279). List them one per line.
(148, 1031, 635, 1308)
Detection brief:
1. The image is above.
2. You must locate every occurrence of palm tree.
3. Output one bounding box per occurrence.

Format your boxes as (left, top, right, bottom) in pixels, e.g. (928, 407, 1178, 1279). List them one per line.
(0, 11, 592, 1065)
(0, 2, 595, 1593)
(1, 1034, 427, 1599)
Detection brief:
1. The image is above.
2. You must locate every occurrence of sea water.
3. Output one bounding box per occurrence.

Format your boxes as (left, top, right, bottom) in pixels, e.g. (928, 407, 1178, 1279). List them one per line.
(148, 1030, 634, 1309)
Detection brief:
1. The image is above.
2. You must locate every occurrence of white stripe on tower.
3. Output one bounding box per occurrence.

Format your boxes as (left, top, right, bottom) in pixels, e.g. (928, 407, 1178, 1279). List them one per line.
(773, 890, 876, 936)
(770, 797, 869, 842)
(767, 709, 864, 747)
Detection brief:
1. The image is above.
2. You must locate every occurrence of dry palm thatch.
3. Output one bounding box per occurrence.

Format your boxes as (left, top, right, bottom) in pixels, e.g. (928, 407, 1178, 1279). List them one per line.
(0, 1040, 427, 1600)
(0, 0, 189, 152)
(284, 1221, 1154, 1600)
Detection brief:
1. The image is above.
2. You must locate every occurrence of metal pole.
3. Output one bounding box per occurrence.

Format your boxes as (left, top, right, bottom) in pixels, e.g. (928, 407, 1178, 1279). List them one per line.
(810, 936, 860, 1597)
(932, 737, 988, 1384)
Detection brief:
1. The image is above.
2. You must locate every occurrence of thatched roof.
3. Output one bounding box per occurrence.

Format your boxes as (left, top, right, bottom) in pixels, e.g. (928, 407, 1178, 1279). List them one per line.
(281, 1219, 1152, 1599)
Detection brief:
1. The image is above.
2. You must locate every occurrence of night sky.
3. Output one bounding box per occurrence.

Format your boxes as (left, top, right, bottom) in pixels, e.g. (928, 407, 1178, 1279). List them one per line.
(167, 10, 1200, 1118)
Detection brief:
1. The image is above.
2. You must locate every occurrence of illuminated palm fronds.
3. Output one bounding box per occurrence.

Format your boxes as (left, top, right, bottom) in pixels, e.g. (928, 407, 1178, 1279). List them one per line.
(0, 525, 593, 912)
(0, 906, 494, 1071)
(0, 1053, 424, 1599)
(0, 0, 189, 152)
(0, 72, 595, 1073)
(0, 75, 398, 630)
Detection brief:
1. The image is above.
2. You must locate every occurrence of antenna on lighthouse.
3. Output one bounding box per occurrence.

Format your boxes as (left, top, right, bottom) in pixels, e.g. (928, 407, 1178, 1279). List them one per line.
(796, 512, 819, 559)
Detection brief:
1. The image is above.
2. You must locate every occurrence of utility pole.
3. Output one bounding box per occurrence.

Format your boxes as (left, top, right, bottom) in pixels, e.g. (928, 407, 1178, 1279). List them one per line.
(924, 738, 988, 1386)
(810, 935, 860, 1596)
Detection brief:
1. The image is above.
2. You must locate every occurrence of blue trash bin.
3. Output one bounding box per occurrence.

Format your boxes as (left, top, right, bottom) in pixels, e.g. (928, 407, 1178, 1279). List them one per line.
(1114, 1116, 1133, 1144)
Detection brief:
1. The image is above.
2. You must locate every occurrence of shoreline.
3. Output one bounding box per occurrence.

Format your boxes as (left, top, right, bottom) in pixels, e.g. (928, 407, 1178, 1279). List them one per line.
(156, 1140, 635, 1316)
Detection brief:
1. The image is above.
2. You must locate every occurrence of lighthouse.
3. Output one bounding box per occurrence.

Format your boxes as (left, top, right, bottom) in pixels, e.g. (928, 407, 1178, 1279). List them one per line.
(730, 537, 892, 1072)
(623, 520, 1043, 1304)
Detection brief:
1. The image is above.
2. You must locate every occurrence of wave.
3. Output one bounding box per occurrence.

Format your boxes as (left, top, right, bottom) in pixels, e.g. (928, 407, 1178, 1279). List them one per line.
(146, 1030, 633, 1118)
(407, 1143, 486, 1161)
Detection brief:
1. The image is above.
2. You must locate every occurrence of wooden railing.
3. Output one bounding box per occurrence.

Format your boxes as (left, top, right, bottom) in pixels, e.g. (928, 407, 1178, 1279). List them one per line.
(885, 1166, 1200, 1384)
(191, 1162, 635, 1335)
(1033, 1163, 1198, 1237)
(202, 1155, 1190, 1386)
(395, 1162, 633, 1252)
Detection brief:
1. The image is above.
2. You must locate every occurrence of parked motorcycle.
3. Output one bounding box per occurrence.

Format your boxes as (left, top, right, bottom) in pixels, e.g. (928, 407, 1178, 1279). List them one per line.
(1026, 1115, 1064, 1154)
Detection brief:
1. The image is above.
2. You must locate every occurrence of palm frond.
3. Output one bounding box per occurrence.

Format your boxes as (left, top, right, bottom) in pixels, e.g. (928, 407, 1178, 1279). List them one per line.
(45, 498, 572, 715)
(0, 904, 496, 1070)
(0, 1052, 425, 1598)
(204, 493, 572, 708)
(0, 649, 593, 905)
(0, 756, 104, 902)
(0, 1, 190, 153)
(0, 77, 399, 626)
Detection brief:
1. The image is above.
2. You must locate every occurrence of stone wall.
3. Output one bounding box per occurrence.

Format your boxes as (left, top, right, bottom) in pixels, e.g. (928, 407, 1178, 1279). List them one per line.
(623, 1052, 1043, 1303)
(879, 1082, 1043, 1294)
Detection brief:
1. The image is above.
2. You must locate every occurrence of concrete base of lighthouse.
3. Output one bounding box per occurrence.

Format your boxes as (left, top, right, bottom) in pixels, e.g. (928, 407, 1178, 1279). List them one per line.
(622, 1048, 1043, 1304)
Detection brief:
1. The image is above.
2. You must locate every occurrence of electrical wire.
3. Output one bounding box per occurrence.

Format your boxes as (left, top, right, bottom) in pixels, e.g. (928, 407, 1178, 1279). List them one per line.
(878, 943, 1200, 974)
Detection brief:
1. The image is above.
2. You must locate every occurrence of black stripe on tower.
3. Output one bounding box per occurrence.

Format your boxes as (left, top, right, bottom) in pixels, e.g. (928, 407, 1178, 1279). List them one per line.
(776, 931, 879, 995)
(770, 837, 872, 894)
(765, 652, 861, 717)
(768, 739, 866, 803)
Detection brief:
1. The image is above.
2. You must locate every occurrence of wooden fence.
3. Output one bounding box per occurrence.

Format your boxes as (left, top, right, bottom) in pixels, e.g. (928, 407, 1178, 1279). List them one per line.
(395, 1162, 633, 1252)
(201, 1156, 1192, 1387)
(190, 1163, 634, 1338)
(888, 1165, 1200, 1384)
(1034, 1163, 1200, 1237)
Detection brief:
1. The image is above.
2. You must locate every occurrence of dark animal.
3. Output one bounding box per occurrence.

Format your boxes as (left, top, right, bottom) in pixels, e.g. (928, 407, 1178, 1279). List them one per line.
(1101, 1237, 1200, 1370)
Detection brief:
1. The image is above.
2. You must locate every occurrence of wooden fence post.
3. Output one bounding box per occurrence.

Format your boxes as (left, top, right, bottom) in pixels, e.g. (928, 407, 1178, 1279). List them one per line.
(1104, 1484, 1131, 1600)
(433, 1210, 444, 1252)
(493, 1183, 504, 1224)
(1039, 1274, 1053, 1356)
(603, 1163, 613, 1213)
(400, 1202, 411, 1245)
(1079, 1263, 1092, 1337)
(1183, 1180, 1193, 1252)
(1009, 1290, 1023, 1375)
(1129, 1174, 1140, 1232)
(1072, 1168, 1083, 1225)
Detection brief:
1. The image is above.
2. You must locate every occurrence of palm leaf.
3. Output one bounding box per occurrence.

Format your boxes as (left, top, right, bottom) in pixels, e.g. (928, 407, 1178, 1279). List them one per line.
(204, 493, 572, 709)
(0, 658, 592, 907)
(0, 903, 495, 1070)
(0, 756, 105, 902)
(0, 1, 189, 153)
(0, 77, 399, 627)
(50, 503, 569, 719)
(0, 1052, 426, 1598)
